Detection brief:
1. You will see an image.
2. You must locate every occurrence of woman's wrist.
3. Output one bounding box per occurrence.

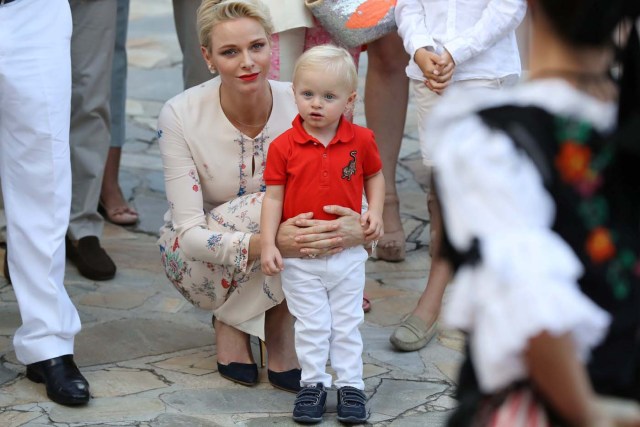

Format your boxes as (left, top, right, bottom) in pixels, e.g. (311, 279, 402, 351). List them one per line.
(248, 233, 261, 261)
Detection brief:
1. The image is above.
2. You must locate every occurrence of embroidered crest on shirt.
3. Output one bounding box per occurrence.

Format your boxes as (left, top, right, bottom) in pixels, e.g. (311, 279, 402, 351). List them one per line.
(342, 150, 357, 181)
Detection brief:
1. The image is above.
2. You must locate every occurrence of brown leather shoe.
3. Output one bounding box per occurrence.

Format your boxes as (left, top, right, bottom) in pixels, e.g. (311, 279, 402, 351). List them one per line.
(66, 236, 116, 281)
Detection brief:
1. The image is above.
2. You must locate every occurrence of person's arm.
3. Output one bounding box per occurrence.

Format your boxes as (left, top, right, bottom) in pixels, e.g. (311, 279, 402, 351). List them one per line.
(362, 171, 385, 239)
(526, 332, 605, 426)
(395, 0, 437, 63)
(260, 185, 284, 274)
(443, 0, 526, 66)
(157, 99, 252, 273)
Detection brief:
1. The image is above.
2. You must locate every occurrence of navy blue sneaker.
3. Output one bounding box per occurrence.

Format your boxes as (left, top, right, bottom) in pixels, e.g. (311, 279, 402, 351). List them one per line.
(292, 383, 327, 424)
(337, 386, 369, 424)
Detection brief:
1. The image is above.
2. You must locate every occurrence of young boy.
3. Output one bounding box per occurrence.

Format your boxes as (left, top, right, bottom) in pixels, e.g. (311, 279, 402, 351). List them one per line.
(261, 45, 385, 424)
(389, 0, 527, 353)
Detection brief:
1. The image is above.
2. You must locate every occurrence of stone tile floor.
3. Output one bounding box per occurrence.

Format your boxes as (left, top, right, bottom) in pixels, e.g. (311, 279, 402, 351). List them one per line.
(0, 1, 464, 425)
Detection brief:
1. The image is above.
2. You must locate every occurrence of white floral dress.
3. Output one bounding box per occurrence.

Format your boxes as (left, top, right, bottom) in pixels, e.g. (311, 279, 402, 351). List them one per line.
(157, 77, 298, 339)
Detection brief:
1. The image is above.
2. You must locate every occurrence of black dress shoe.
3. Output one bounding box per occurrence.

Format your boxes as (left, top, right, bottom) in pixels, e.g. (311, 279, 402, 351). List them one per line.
(217, 361, 258, 386)
(268, 368, 302, 393)
(66, 236, 116, 281)
(26, 355, 90, 406)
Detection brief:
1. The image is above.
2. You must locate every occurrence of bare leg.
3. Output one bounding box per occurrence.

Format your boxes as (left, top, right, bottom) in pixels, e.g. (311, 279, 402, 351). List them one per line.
(264, 300, 300, 372)
(365, 33, 410, 261)
(214, 318, 254, 365)
(99, 147, 138, 224)
(390, 191, 452, 351)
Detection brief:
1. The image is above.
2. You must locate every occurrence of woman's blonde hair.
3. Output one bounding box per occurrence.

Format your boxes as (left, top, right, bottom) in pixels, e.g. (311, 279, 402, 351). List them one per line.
(197, 0, 274, 53)
(293, 45, 358, 92)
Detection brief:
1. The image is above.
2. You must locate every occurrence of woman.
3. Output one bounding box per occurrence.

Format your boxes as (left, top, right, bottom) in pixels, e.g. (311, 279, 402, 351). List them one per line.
(157, 0, 368, 392)
(429, 0, 640, 425)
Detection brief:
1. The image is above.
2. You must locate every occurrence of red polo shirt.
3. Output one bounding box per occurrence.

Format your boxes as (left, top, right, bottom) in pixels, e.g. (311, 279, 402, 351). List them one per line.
(264, 115, 382, 221)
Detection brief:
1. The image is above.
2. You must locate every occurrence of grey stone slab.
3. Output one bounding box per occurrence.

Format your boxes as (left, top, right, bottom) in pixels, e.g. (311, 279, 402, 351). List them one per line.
(133, 193, 170, 235)
(74, 318, 212, 366)
(126, 120, 158, 144)
(361, 325, 426, 374)
(151, 413, 222, 427)
(390, 410, 453, 426)
(0, 308, 21, 335)
(0, 364, 17, 386)
(369, 378, 448, 419)
(128, 67, 183, 103)
(147, 170, 166, 194)
(163, 388, 293, 414)
(49, 396, 165, 424)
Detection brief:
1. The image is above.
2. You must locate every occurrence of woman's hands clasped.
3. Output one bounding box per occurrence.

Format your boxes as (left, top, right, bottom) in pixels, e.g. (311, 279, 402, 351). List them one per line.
(276, 205, 368, 259)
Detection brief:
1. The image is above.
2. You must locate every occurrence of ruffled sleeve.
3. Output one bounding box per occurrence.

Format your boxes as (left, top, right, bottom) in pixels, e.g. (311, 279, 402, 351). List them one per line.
(431, 111, 611, 393)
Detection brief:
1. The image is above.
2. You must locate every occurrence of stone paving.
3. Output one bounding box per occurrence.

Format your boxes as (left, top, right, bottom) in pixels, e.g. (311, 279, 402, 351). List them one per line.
(0, 1, 464, 425)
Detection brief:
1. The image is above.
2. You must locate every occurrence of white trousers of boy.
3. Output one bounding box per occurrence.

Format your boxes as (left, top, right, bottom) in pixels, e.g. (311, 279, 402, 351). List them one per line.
(282, 246, 368, 390)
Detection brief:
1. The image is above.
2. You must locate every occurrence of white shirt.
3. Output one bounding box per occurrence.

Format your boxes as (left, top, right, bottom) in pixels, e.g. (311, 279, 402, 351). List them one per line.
(395, 0, 526, 82)
(428, 79, 614, 393)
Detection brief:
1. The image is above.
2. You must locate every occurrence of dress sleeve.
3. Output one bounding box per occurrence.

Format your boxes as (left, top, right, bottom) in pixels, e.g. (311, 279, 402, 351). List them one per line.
(433, 113, 611, 393)
(157, 100, 252, 273)
(443, 0, 526, 66)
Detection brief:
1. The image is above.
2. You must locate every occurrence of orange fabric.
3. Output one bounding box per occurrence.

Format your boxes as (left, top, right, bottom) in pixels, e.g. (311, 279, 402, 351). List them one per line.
(346, 0, 397, 29)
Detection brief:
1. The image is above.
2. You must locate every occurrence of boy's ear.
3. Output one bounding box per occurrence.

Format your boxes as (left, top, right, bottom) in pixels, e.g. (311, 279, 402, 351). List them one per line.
(347, 91, 357, 105)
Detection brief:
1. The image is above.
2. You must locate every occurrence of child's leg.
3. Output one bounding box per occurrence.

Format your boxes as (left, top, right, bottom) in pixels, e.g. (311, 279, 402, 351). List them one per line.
(281, 258, 333, 388)
(326, 247, 368, 390)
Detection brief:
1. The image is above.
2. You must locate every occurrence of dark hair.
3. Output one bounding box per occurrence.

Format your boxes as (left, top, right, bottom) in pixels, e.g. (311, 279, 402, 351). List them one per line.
(539, 0, 640, 122)
(538, 0, 639, 47)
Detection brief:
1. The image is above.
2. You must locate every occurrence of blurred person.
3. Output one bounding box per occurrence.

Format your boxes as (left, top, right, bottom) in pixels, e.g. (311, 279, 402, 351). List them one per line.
(100, 0, 139, 227)
(157, 0, 371, 393)
(389, 0, 526, 352)
(67, 0, 118, 281)
(0, 0, 90, 406)
(429, 0, 640, 425)
(261, 45, 384, 424)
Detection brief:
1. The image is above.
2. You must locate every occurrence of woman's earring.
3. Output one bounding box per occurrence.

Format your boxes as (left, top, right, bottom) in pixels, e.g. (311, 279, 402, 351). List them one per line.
(208, 64, 216, 74)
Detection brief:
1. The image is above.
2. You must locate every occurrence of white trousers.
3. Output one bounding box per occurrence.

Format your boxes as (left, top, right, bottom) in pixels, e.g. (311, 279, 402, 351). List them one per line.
(0, 0, 81, 364)
(413, 76, 519, 168)
(282, 246, 368, 389)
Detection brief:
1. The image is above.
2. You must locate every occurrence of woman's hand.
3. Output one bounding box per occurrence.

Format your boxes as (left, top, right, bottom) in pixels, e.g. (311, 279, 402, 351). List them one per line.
(275, 206, 366, 258)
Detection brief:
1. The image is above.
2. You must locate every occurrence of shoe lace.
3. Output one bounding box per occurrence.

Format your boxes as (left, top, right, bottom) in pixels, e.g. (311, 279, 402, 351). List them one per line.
(294, 386, 323, 406)
(339, 387, 366, 406)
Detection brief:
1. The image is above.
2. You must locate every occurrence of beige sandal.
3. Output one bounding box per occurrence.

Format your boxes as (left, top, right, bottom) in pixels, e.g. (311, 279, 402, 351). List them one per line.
(389, 314, 438, 352)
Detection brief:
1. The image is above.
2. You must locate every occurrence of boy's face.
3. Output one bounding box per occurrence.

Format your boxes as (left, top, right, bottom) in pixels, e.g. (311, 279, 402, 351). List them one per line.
(293, 68, 356, 134)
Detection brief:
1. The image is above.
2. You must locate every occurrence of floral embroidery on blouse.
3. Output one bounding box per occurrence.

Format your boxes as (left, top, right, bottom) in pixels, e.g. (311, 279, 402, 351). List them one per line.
(206, 234, 223, 252)
(235, 130, 268, 197)
(188, 169, 201, 192)
(554, 117, 639, 299)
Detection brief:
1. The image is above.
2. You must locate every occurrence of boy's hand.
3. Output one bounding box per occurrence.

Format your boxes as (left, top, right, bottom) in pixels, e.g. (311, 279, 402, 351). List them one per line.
(361, 211, 384, 241)
(261, 246, 284, 276)
(425, 49, 456, 95)
(414, 48, 443, 82)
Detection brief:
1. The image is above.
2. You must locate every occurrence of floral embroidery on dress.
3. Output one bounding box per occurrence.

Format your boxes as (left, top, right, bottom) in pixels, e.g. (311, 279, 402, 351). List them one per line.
(188, 169, 201, 192)
(553, 117, 639, 299)
(160, 242, 193, 302)
(207, 233, 223, 252)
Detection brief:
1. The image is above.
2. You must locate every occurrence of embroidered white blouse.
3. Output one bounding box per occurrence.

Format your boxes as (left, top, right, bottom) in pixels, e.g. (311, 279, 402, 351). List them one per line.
(428, 79, 614, 393)
(395, 0, 526, 82)
(157, 77, 297, 271)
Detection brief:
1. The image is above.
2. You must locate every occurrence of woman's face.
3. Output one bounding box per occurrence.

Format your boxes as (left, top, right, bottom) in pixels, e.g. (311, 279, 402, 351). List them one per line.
(203, 17, 271, 94)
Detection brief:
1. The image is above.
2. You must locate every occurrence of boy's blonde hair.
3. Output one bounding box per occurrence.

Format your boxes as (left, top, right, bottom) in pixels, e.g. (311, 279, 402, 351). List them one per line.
(293, 45, 358, 92)
(197, 0, 274, 53)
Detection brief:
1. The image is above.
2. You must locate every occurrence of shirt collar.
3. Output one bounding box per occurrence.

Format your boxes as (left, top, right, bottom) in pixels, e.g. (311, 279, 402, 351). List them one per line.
(290, 114, 355, 145)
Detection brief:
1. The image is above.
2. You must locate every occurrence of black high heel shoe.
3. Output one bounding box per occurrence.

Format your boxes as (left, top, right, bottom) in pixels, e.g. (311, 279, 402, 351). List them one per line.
(268, 368, 302, 393)
(217, 362, 258, 386)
